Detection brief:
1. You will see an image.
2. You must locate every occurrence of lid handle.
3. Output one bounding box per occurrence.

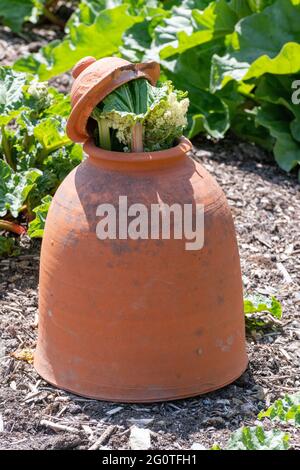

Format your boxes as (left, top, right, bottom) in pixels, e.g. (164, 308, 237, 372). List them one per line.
(72, 56, 97, 79)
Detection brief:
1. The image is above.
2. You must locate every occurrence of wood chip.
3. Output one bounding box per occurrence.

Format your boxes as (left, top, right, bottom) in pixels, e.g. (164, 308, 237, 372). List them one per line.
(106, 406, 123, 416)
(276, 262, 293, 284)
(88, 425, 117, 450)
(40, 419, 79, 434)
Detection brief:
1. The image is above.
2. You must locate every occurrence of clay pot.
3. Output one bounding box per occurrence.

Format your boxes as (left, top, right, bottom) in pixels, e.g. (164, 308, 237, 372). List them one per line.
(35, 57, 247, 402)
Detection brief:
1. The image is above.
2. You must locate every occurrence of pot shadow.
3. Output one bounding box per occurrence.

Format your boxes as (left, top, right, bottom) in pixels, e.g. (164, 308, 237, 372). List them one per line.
(68, 363, 265, 446)
(73, 151, 198, 238)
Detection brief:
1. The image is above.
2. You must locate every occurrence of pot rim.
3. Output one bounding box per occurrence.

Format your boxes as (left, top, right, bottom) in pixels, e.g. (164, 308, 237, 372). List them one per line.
(83, 136, 192, 163)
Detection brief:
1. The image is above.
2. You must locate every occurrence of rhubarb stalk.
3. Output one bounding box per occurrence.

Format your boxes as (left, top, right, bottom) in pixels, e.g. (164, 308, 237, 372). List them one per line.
(0, 220, 26, 235)
(131, 122, 143, 153)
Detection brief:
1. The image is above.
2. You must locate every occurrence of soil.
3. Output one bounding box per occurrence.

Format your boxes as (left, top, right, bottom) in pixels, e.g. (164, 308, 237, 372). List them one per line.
(1, 136, 299, 450)
(0, 19, 300, 451)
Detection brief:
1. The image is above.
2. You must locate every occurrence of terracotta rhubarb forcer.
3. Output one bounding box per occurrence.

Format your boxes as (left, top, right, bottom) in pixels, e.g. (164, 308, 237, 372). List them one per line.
(35, 57, 248, 402)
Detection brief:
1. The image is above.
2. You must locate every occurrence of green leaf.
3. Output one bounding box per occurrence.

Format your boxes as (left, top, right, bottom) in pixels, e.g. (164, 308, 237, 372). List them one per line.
(155, 0, 238, 60)
(0, 236, 20, 257)
(14, 5, 142, 80)
(161, 45, 230, 139)
(120, 19, 154, 62)
(245, 42, 300, 81)
(163, 39, 226, 91)
(101, 78, 169, 117)
(188, 88, 230, 139)
(231, 109, 274, 151)
(0, 160, 42, 218)
(244, 294, 282, 319)
(226, 426, 290, 450)
(247, 0, 277, 13)
(0, 67, 28, 125)
(28, 195, 52, 238)
(91, 79, 189, 151)
(33, 117, 71, 157)
(212, 0, 300, 89)
(256, 103, 300, 171)
(0, 0, 37, 32)
(258, 392, 300, 425)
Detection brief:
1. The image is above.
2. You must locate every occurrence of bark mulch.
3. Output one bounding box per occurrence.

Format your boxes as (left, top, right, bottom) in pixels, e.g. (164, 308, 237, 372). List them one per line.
(1, 136, 299, 450)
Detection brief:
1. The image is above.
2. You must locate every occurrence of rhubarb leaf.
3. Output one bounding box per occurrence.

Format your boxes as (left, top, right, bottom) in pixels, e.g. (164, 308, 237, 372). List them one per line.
(14, 5, 142, 79)
(28, 195, 52, 238)
(244, 294, 282, 319)
(226, 426, 290, 450)
(258, 392, 300, 425)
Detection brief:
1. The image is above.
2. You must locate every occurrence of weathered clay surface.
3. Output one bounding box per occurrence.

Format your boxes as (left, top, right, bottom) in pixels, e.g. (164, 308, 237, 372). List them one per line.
(35, 137, 247, 402)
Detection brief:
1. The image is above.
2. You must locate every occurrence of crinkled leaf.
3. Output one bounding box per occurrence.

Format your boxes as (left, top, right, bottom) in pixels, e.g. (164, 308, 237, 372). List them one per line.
(28, 195, 52, 238)
(33, 117, 71, 156)
(258, 392, 300, 425)
(155, 0, 238, 60)
(226, 426, 290, 450)
(244, 294, 282, 319)
(245, 42, 300, 81)
(161, 46, 230, 139)
(101, 78, 169, 118)
(0, 67, 28, 125)
(120, 20, 154, 62)
(0, 160, 42, 218)
(163, 39, 226, 91)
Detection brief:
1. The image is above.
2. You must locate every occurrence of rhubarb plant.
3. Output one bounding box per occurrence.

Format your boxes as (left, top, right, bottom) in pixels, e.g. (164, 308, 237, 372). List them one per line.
(91, 78, 189, 152)
(0, 66, 82, 255)
(244, 294, 282, 329)
(12, 0, 300, 175)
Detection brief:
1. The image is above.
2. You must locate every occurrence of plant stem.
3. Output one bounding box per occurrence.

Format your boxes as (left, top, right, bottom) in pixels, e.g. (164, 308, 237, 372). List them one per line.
(42, 7, 65, 29)
(0, 220, 26, 235)
(98, 119, 111, 151)
(131, 122, 143, 153)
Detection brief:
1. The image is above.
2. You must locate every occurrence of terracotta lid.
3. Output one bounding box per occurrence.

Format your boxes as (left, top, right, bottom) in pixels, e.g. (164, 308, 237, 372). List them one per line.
(66, 56, 160, 143)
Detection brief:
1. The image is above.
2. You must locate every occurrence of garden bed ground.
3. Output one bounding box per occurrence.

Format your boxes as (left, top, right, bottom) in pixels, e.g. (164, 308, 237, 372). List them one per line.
(1, 136, 299, 450)
(0, 20, 300, 450)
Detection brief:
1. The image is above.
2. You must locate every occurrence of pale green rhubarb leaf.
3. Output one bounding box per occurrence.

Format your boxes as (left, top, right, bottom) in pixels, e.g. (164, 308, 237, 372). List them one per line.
(225, 426, 290, 450)
(244, 294, 282, 319)
(0, 160, 41, 218)
(154, 0, 238, 60)
(92, 79, 189, 151)
(0, 67, 28, 125)
(258, 392, 300, 425)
